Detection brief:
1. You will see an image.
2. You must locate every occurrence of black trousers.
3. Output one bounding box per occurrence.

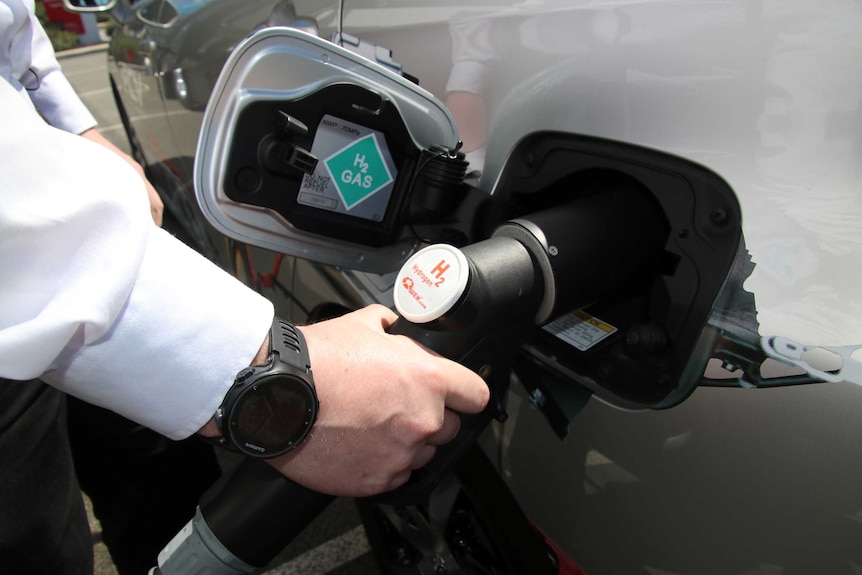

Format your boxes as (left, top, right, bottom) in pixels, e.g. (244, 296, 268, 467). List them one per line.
(67, 396, 222, 575)
(0, 380, 222, 575)
(0, 380, 93, 575)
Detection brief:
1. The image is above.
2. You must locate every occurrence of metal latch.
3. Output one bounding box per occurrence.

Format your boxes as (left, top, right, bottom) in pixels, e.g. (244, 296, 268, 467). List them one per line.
(761, 335, 862, 385)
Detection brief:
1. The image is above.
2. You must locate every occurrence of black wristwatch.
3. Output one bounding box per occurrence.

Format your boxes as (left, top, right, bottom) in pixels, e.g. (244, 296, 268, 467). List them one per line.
(210, 316, 318, 458)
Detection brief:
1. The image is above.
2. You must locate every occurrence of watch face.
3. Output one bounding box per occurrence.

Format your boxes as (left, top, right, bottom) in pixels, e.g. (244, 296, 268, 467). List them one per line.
(229, 374, 317, 457)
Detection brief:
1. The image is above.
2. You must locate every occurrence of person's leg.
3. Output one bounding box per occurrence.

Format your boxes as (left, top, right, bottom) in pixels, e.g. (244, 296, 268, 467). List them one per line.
(0, 379, 94, 575)
(67, 397, 222, 574)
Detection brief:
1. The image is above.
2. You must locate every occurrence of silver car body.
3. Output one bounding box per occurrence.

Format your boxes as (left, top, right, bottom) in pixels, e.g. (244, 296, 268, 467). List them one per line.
(77, 0, 862, 572)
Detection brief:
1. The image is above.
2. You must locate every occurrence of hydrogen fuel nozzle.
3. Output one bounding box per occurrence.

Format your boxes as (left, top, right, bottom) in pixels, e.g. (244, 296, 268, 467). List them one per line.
(383, 183, 667, 501)
(151, 182, 667, 573)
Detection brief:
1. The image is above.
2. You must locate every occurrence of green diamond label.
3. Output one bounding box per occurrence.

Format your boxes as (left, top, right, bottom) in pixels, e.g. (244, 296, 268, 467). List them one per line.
(324, 133, 394, 210)
(298, 115, 397, 222)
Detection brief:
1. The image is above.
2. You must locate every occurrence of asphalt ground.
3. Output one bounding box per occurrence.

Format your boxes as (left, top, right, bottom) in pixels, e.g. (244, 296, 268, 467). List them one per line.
(58, 45, 382, 575)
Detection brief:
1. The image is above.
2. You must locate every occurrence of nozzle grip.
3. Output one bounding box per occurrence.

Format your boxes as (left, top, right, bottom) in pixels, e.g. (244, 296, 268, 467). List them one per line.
(198, 459, 334, 568)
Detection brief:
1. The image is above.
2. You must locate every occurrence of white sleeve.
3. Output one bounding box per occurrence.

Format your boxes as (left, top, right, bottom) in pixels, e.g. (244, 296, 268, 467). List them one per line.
(445, 16, 497, 95)
(1, 0, 97, 133)
(0, 78, 273, 439)
(29, 4, 97, 133)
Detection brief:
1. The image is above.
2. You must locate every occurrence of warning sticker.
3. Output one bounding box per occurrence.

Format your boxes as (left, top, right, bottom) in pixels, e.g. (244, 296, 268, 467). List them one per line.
(298, 115, 397, 222)
(543, 310, 617, 351)
(324, 133, 393, 209)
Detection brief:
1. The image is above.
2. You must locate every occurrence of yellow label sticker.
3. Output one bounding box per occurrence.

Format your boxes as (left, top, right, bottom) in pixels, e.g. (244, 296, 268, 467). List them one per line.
(543, 310, 618, 351)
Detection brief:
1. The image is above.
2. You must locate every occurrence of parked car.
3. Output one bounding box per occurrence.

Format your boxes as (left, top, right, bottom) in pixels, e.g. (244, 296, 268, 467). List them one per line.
(67, 1, 862, 574)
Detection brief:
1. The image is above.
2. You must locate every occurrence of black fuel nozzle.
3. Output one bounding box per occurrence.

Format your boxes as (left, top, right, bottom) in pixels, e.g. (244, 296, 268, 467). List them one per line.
(391, 181, 668, 364)
(153, 181, 669, 573)
(494, 181, 669, 325)
(379, 181, 668, 503)
(153, 461, 334, 574)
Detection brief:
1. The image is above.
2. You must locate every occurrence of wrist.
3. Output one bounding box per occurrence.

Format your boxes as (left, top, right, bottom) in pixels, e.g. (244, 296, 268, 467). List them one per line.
(197, 332, 271, 438)
(198, 417, 221, 438)
(196, 318, 318, 459)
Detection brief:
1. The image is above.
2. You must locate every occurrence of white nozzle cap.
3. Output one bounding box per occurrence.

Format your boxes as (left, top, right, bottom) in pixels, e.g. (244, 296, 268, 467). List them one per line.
(393, 244, 470, 324)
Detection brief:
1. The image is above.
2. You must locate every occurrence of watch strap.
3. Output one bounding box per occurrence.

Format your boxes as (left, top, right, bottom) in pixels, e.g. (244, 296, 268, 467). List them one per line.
(271, 317, 312, 381)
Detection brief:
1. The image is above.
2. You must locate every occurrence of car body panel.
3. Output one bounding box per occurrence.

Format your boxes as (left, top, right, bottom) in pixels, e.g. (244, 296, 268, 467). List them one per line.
(86, 1, 862, 572)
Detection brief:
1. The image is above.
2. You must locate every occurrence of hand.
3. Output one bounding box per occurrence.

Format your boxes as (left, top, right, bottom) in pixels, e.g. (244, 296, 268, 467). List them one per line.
(79, 128, 165, 226)
(269, 304, 490, 497)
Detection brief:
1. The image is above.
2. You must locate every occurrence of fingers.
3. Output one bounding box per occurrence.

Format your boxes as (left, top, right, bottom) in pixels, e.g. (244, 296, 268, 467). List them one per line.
(387, 469, 413, 491)
(426, 408, 461, 446)
(410, 444, 437, 470)
(410, 410, 459, 474)
(441, 364, 490, 414)
(146, 183, 164, 227)
(366, 306, 490, 415)
(404, 410, 459, 481)
(367, 304, 491, 415)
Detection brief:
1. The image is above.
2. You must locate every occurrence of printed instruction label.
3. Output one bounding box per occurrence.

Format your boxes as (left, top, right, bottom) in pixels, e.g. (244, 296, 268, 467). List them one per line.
(298, 115, 397, 222)
(543, 310, 617, 351)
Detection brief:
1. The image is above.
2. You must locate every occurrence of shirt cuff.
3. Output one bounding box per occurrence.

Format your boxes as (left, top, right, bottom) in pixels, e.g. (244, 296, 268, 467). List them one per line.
(44, 228, 274, 440)
(29, 70, 98, 134)
(445, 60, 489, 96)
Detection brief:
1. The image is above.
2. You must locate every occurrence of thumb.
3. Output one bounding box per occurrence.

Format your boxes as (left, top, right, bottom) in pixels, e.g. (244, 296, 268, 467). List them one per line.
(358, 303, 400, 331)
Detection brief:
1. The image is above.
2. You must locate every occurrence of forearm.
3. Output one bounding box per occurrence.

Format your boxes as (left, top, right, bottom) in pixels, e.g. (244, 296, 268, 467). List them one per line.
(43, 227, 274, 440)
(197, 333, 271, 438)
(79, 128, 165, 226)
(1, 85, 272, 439)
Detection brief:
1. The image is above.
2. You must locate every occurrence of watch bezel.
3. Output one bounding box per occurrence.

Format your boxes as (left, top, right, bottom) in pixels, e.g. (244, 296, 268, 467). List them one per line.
(224, 370, 318, 458)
